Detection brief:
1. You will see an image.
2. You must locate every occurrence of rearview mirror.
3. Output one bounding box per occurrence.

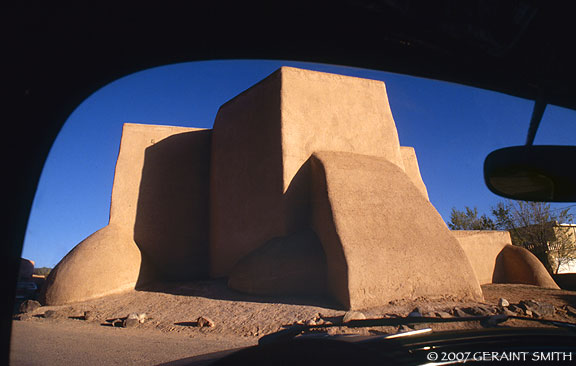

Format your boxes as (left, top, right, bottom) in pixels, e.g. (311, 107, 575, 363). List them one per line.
(484, 145, 576, 202)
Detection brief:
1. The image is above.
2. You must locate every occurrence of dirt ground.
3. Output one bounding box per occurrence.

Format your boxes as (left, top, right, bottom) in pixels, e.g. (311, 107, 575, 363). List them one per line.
(10, 281, 576, 365)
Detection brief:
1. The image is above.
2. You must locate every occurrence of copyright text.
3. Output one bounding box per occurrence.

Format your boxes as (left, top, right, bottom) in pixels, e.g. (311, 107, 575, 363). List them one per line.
(426, 351, 573, 362)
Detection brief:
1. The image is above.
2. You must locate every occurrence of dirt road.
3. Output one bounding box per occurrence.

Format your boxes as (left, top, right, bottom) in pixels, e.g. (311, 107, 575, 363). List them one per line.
(10, 320, 255, 366)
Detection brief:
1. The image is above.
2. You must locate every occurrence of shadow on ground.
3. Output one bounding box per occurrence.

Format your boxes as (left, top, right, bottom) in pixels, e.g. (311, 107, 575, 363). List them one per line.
(154, 348, 244, 366)
(553, 293, 576, 307)
(136, 278, 342, 310)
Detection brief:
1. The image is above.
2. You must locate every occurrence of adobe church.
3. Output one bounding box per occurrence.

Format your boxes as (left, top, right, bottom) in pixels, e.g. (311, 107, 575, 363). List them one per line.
(41, 67, 558, 309)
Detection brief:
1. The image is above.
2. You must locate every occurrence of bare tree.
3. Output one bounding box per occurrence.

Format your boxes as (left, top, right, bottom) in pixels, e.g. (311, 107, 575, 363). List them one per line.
(448, 206, 496, 230)
(548, 224, 576, 274)
(492, 200, 575, 275)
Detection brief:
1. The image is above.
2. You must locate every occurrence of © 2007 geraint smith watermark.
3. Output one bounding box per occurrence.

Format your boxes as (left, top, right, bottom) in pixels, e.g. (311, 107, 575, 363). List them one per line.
(425, 351, 573, 362)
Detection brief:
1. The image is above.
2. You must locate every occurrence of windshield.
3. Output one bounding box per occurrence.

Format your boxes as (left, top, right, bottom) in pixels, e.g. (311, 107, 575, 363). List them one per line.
(12, 60, 576, 365)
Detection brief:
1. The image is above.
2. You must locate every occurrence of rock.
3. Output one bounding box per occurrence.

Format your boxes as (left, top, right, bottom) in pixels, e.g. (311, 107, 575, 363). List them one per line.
(123, 318, 139, 328)
(137, 313, 147, 323)
(482, 314, 509, 327)
(306, 319, 317, 326)
(524, 309, 533, 317)
(197, 316, 215, 328)
(19, 300, 41, 313)
(342, 311, 366, 323)
(519, 300, 555, 317)
(566, 305, 576, 317)
(500, 308, 516, 317)
(498, 298, 509, 307)
(519, 299, 537, 310)
(485, 306, 498, 315)
(536, 302, 555, 317)
(397, 325, 413, 333)
(452, 308, 470, 317)
(508, 304, 522, 314)
(111, 318, 124, 327)
(44, 310, 64, 319)
(436, 311, 452, 318)
(468, 306, 494, 317)
(408, 308, 422, 317)
(122, 312, 146, 324)
(316, 318, 325, 325)
(14, 313, 32, 321)
(83, 311, 95, 321)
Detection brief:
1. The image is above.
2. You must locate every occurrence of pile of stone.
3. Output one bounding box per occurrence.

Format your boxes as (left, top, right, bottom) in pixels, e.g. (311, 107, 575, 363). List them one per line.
(496, 298, 557, 318)
(13, 299, 42, 320)
(286, 299, 569, 334)
(107, 312, 147, 328)
(19, 299, 41, 314)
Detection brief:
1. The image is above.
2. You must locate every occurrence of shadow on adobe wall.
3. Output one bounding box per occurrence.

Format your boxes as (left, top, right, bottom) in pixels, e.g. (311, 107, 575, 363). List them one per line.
(135, 153, 339, 309)
(553, 273, 576, 291)
(134, 130, 212, 287)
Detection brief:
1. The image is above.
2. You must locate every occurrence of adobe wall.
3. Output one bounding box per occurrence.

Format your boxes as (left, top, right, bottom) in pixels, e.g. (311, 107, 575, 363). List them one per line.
(40, 225, 141, 305)
(400, 146, 429, 200)
(453, 230, 560, 288)
(228, 229, 328, 296)
(310, 151, 483, 309)
(126, 125, 212, 280)
(42, 124, 211, 305)
(210, 67, 406, 277)
(452, 230, 511, 285)
(493, 245, 559, 289)
(109, 124, 211, 281)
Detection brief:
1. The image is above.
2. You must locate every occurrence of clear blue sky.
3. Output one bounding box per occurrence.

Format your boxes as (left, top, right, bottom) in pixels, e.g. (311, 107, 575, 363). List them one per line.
(22, 60, 576, 268)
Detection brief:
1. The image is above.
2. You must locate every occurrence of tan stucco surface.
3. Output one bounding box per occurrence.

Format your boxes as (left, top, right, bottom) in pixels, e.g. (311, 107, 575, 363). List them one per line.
(43, 124, 211, 305)
(228, 230, 327, 296)
(127, 125, 211, 280)
(400, 146, 429, 200)
(309, 151, 484, 310)
(280, 67, 405, 190)
(452, 230, 511, 285)
(493, 244, 560, 289)
(40, 225, 141, 305)
(210, 67, 405, 277)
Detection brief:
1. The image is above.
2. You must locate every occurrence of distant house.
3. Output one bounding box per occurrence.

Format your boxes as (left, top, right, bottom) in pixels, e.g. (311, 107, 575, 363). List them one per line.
(512, 222, 576, 274)
(555, 224, 576, 273)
